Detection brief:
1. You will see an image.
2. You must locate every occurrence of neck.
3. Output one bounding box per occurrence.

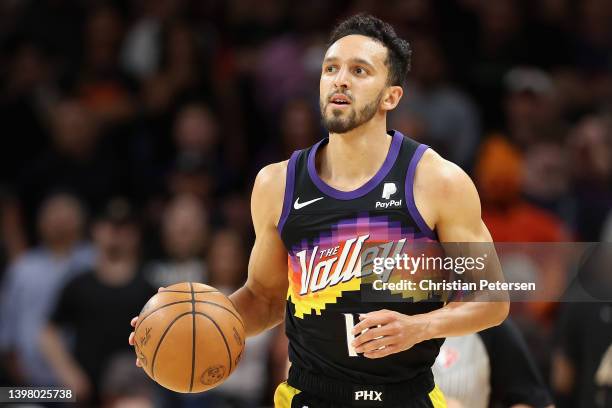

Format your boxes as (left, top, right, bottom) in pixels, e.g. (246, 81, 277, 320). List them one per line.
(320, 115, 392, 191)
(96, 256, 137, 286)
(47, 240, 76, 258)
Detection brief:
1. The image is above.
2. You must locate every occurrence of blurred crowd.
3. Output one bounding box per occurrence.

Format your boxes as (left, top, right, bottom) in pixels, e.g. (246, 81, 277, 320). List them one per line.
(0, 0, 611, 407)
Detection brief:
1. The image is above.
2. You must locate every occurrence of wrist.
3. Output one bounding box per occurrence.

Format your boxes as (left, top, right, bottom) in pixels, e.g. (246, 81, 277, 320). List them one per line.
(416, 313, 439, 342)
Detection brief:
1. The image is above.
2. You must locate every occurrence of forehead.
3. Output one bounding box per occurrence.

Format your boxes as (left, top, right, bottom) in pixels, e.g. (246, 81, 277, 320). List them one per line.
(325, 34, 388, 67)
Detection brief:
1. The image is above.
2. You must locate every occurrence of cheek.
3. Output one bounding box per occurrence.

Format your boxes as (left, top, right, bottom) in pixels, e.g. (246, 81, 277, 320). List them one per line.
(319, 77, 330, 97)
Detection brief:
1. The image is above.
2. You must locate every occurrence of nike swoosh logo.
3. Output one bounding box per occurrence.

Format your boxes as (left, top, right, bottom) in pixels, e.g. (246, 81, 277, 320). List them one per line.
(294, 197, 324, 210)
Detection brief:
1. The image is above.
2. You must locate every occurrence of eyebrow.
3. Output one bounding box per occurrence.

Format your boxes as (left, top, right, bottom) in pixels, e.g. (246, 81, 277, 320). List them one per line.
(323, 56, 376, 70)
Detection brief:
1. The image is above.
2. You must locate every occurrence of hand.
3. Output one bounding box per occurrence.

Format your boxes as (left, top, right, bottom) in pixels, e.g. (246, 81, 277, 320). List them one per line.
(129, 287, 164, 367)
(351, 309, 430, 359)
(128, 316, 143, 367)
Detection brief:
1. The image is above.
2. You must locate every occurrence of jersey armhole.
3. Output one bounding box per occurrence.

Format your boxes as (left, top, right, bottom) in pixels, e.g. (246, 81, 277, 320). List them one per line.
(277, 150, 300, 234)
(405, 144, 437, 240)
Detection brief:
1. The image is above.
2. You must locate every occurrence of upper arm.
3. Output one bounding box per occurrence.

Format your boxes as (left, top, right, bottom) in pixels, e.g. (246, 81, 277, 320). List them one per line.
(415, 149, 509, 311)
(245, 161, 290, 306)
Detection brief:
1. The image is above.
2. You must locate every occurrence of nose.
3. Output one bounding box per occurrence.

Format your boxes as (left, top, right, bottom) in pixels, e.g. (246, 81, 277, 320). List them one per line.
(333, 65, 350, 90)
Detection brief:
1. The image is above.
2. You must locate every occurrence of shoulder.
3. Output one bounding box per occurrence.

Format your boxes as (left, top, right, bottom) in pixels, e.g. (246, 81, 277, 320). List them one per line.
(416, 149, 476, 200)
(415, 148, 480, 216)
(412, 147, 482, 234)
(254, 160, 288, 190)
(253, 160, 289, 201)
(8, 248, 49, 274)
(252, 159, 290, 228)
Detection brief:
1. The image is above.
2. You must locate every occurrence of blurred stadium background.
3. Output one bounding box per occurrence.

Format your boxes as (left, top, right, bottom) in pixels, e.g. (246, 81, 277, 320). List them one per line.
(0, 0, 611, 407)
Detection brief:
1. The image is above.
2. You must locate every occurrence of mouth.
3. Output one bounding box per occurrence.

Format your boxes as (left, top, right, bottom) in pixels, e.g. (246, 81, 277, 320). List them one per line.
(329, 93, 351, 107)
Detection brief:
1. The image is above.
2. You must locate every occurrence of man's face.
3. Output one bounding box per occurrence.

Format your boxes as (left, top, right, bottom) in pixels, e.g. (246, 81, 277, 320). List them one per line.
(320, 35, 390, 133)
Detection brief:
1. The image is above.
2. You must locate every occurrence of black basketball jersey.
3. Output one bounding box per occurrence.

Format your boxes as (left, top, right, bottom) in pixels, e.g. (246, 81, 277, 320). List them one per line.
(278, 130, 444, 385)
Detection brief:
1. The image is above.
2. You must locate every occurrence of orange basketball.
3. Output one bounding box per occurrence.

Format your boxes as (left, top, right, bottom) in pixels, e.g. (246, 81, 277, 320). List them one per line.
(133, 282, 245, 393)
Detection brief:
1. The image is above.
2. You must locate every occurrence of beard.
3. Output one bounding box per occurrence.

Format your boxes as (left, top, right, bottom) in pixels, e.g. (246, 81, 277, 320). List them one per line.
(320, 90, 383, 133)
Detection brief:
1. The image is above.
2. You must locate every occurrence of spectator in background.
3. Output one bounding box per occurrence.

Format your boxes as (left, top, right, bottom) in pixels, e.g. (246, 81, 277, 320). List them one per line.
(99, 353, 155, 408)
(17, 96, 121, 237)
(532, 0, 611, 117)
(76, 5, 136, 125)
(254, 97, 321, 175)
(213, 191, 254, 244)
(0, 193, 94, 387)
(502, 67, 566, 149)
(526, 0, 573, 69)
(207, 228, 246, 293)
(173, 103, 219, 162)
(166, 154, 216, 209)
(144, 194, 208, 288)
(40, 199, 155, 406)
(572, 0, 612, 101)
(522, 141, 571, 222)
(465, 0, 530, 129)
(0, 39, 51, 185)
(278, 98, 320, 157)
(390, 35, 480, 169)
(475, 137, 568, 242)
(142, 21, 213, 115)
(565, 114, 612, 241)
(120, 0, 185, 80)
(170, 102, 239, 192)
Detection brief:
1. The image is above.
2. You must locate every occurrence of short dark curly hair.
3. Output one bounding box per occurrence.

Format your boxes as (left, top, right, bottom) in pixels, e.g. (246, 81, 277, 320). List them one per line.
(328, 14, 411, 86)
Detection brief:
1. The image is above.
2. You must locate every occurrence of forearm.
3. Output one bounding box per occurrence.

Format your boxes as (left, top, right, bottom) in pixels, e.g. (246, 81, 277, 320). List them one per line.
(39, 325, 82, 379)
(421, 301, 509, 340)
(230, 284, 285, 337)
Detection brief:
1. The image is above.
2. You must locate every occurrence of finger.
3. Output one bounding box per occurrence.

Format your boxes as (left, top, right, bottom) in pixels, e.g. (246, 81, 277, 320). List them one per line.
(352, 313, 395, 334)
(130, 316, 138, 327)
(352, 325, 395, 348)
(129, 332, 135, 346)
(157, 287, 165, 293)
(363, 344, 399, 359)
(355, 336, 396, 354)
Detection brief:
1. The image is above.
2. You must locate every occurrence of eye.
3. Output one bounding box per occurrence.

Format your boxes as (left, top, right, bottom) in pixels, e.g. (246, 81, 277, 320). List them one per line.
(354, 66, 367, 75)
(325, 65, 337, 73)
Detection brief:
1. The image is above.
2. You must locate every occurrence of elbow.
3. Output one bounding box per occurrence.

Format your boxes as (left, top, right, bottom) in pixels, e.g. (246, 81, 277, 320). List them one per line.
(494, 301, 510, 325)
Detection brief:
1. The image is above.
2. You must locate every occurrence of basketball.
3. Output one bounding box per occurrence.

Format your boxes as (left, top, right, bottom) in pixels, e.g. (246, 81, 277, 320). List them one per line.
(133, 282, 245, 393)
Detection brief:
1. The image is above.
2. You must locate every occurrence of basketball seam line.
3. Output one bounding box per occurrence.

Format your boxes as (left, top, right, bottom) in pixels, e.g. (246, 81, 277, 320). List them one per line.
(136, 300, 244, 332)
(151, 312, 192, 381)
(197, 300, 245, 330)
(159, 290, 219, 293)
(195, 311, 233, 376)
(189, 282, 196, 393)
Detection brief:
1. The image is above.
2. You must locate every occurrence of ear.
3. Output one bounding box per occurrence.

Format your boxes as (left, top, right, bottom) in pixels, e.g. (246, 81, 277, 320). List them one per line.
(380, 85, 403, 111)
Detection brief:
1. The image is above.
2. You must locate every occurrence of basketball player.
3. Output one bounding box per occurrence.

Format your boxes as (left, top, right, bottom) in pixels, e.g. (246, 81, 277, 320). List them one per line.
(130, 14, 509, 407)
